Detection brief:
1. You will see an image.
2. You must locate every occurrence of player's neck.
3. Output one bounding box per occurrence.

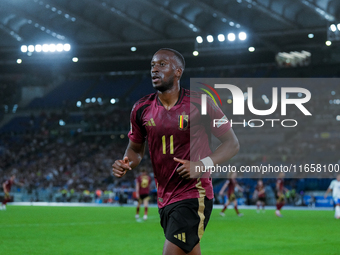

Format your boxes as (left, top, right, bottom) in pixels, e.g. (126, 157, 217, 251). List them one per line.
(157, 84, 181, 110)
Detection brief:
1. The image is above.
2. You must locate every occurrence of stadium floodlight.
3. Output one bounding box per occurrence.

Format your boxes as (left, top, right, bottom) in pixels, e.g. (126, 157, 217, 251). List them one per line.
(72, 57, 78, 62)
(21, 45, 27, 53)
(59, 120, 65, 126)
(63, 43, 71, 51)
(91, 97, 96, 103)
(131, 46, 137, 52)
(193, 51, 199, 56)
(338, 24, 340, 31)
(35, 44, 42, 52)
(49, 44, 56, 52)
(326, 41, 332, 46)
(42, 44, 49, 52)
(16, 59, 22, 64)
(28, 45, 35, 52)
(227, 33, 236, 42)
(207, 35, 214, 43)
(336, 115, 340, 121)
(229, 21, 234, 26)
(248, 47, 255, 52)
(330, 24, 337, 32)
(196, 36, 203, 43)
(56, 43, 63, 52)
(76, 101, 81, 107)
(110, 98, 116, 104)
(331, 91, 336, 95)
(239, 32, 247, 41)
(308, 33, 314, 38)
(85, 98, 90, 103)
(217, 34, 225, 42)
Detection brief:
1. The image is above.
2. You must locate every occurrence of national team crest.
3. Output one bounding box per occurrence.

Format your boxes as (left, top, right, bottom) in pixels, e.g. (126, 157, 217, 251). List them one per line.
(178, 114, 188, 130)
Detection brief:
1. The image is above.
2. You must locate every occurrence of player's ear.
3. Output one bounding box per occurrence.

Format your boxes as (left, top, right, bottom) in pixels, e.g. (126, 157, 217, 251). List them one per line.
(175, 67, 183, 79)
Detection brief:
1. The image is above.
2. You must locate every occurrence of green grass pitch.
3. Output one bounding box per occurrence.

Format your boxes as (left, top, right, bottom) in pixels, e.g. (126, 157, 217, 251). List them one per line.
(0, 206, 338, 255)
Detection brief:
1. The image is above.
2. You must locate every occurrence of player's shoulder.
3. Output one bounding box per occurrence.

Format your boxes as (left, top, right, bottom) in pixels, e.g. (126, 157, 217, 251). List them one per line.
(182, 88, 201, 99)
(131, 93, 157, 112)
(330, 179, 337, 185)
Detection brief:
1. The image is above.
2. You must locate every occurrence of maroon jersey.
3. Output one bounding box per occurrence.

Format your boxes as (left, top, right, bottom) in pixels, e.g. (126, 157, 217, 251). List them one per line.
(256, 185, 265, 198)
(128, 88, 231, 208)
(3, 179, 13, 192)
(276, 179, 284, 193)
(136, 174, 151, 195)
(227, 179, 237, 196)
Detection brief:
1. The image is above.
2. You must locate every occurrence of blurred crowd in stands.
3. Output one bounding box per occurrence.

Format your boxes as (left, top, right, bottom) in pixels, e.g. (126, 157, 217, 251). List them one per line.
(0, 70, 339, 204)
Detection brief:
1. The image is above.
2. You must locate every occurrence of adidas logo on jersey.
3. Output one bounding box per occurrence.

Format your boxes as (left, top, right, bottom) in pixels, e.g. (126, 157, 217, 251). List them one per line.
(173, 232, 186, 243)
(146, 118, 156, 126)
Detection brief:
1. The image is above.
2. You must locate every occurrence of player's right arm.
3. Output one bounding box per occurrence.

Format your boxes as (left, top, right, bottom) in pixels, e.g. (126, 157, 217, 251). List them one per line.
(135, 179, 140, 198)
(219, 180, 230, 196)
(324, 186, 332, 198)
(324, 181, 335, 198)
(112, 140, 146, 178)
(2, 181, 9, 195)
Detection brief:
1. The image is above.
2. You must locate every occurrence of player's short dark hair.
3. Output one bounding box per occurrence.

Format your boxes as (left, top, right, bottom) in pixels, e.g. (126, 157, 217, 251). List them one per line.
(157, 48, 185, 70)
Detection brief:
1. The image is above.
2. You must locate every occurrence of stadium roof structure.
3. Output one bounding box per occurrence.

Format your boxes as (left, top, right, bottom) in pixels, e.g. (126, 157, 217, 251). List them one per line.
(0, 0, 339, 73)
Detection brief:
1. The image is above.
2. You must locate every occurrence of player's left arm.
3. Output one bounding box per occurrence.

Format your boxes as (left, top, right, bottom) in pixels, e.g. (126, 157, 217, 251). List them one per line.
(207, 128, 239, 166)
(258, 188, 265, 195)
(15, 180, 25, 187)
(175, 128, 239, 179)
(236, 183, 244, 193)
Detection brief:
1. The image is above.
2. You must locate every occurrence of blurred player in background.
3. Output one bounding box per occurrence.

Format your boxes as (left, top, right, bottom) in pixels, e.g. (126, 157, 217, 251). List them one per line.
(112, 48, 239, 255)
(135, 168, 151, 220)
(1, 174, 23, 210)
(324, 174, 340, 219)
(219, 172, 244, 217)
(254, 179, 266, 213)
(275, 173, 287, 217)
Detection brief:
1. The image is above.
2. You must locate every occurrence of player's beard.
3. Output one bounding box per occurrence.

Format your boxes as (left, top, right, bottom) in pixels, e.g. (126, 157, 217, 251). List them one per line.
(153, 76, 174, 92)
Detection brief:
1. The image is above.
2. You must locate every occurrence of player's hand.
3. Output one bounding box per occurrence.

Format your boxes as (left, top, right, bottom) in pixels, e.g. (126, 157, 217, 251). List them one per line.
(174, 157, 204, 179)
(112, 156, 131, 178)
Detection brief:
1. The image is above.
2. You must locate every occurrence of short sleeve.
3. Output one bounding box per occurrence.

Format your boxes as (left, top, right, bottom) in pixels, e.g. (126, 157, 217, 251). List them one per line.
(206, 96, 231, 138)
(128, 103, 147, 144)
